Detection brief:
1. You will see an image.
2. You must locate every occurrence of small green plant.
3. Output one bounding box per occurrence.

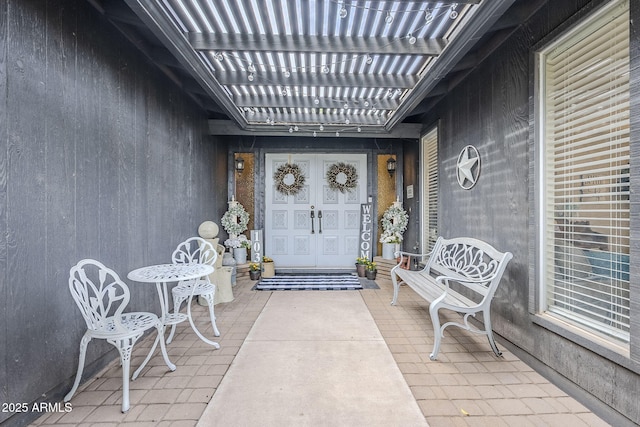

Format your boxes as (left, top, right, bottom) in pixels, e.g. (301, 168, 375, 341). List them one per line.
(240, 239, 251, 249)
(249, 262, 260, 272)
(263, 256, 273, 263)
(365, 261, 377, 271)
(356, 256, 368, 265)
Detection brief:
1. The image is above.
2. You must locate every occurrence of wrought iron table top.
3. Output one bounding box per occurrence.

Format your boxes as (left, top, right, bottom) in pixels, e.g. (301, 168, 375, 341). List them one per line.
(128, 263, 213, 283)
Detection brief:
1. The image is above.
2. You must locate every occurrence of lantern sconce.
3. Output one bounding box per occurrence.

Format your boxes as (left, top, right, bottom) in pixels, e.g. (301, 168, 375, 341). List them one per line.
(386, 157, 397, 177)
(235, 156, 245, 173)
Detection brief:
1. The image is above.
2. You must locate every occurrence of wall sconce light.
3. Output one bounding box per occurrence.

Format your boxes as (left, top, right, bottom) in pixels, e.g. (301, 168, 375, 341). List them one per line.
(386, 157, 397, 177)
(235, 157, 245, 173)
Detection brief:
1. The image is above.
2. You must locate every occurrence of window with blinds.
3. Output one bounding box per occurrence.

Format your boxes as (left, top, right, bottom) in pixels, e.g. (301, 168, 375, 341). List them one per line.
(538, 0, 630, 342)
(421, 127, 438, 253)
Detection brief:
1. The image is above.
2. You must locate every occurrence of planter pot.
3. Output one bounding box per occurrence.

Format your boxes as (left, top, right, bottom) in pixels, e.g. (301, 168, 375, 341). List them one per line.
(365, 270, 377, 280)
(262, 262, 275, 278)
(249, 270, 261, 280)
(382, 243, 397, 260)
(356, 263, 366, 277)
(233, 247, 247, 264)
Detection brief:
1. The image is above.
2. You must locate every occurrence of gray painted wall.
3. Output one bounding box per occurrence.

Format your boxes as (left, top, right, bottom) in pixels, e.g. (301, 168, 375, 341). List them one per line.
(419, 0, 640, 424)
(0, 1, 228, 426)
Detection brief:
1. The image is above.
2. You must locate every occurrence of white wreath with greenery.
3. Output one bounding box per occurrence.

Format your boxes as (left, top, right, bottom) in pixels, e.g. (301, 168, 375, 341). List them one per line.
(326, 162, 358, 193)
(274, 163, 306, 196)
(379, 204, 408, 244)
(221, 203, 250, 236)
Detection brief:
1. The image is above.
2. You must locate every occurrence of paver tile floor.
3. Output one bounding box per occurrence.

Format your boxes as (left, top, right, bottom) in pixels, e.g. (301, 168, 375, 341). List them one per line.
(31, 276, 610, 427)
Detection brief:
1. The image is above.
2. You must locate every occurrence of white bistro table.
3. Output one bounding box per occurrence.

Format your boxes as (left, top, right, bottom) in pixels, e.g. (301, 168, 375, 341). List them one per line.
(128, 263, 216, 380)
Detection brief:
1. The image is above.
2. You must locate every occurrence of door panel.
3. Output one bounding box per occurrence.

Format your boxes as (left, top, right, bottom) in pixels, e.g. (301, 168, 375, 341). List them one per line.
(265, 153, 367, 269)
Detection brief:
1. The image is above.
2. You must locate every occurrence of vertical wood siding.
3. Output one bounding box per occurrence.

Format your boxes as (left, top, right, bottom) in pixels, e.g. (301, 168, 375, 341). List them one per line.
(0, 1, 228, 425)
(420, 0, 640, 423)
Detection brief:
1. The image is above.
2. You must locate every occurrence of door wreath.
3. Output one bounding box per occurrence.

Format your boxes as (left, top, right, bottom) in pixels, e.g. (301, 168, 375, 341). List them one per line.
(326, 162, 358, 193)
(274, 163, 306, 196)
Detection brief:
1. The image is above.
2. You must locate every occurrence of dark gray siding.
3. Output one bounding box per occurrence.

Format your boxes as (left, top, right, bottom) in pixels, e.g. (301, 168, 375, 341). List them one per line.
(419, 0, 640, 424)
(0, 1, 228, 426)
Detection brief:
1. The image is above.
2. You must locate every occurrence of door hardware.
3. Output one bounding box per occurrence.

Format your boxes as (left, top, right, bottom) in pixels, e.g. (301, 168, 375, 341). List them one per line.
(310, 209, 315, 234)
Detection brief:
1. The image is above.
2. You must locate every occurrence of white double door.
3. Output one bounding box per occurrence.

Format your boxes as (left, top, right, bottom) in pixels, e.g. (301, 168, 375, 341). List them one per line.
(265, 153, 367, 269)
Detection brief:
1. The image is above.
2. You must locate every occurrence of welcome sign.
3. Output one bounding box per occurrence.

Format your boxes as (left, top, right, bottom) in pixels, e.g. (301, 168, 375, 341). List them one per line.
(359, 204, 373, 261)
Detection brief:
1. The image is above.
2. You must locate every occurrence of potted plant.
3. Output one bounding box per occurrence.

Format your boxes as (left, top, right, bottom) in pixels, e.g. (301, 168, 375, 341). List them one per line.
(221, 199, 250, 264)
(249, 262, 261, 280)
(365, 261, 377, 280)
(224, 234, 250, 264)
(262, 256, 275, 278)
(355, 257, 368, 277)
(380, 201, 409, 259)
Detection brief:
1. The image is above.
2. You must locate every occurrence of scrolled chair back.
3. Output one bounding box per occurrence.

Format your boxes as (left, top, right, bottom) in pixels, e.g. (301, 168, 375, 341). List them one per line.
(172, 237, 218, 266)
(68, 259, 131, 333)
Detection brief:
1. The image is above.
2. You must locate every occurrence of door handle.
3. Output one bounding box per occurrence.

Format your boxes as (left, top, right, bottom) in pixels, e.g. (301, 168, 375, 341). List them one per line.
(318, 210, 322, 234)
(310, 209, 315, 234)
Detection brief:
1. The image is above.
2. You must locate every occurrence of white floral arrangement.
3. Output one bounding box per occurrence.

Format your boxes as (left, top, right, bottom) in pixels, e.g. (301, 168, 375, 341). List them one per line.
(221, 202, 250, 236)
(225, 234, 249, 249)
(379, 204, 408, 244)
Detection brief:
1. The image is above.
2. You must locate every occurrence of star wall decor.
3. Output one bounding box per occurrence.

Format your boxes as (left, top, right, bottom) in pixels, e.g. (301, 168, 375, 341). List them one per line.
(456, 145, 481, 190)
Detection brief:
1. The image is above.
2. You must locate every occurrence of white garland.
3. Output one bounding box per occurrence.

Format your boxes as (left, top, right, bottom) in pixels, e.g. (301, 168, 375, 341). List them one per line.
(379, 204, 408, 244)
(221, 203, 250, 236)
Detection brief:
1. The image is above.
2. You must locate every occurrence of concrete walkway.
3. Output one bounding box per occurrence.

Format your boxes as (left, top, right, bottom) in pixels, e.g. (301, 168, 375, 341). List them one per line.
(32, 276, 611, 427)
(197, 291, 426, 426)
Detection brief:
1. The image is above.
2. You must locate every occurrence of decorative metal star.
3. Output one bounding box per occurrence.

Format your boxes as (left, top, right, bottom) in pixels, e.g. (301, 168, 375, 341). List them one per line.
(456, 145, 481, 189)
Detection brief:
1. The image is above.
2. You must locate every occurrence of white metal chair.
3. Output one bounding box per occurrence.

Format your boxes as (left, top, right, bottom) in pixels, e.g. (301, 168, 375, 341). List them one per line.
(65, 259, 167, 413)
(166, 237, 219, 344)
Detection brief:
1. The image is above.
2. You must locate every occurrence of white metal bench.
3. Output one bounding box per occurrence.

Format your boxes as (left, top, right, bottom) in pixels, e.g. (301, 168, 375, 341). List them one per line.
(391, 236, 513, 360)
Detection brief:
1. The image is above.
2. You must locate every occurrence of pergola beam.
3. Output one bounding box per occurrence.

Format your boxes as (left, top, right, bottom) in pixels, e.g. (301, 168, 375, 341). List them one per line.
(245, 111, 388, 126)
(208, 120, 422, 139)
(232, 94, 399, 110)
(188, 33, 447, 57)
(215, 70, 416, 89)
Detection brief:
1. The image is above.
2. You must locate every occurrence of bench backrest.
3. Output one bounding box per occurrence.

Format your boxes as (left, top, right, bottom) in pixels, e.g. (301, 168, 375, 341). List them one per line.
(426, 236, 513, 300)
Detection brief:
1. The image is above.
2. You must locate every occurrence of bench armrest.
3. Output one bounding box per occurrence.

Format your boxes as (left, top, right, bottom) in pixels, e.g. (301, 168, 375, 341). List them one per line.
(393, 250, 432, 271)
(394, 250, 431, 263)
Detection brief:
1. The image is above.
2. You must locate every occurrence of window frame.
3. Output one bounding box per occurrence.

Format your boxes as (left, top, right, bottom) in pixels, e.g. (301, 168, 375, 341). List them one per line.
(420, 125, 439, 254)
(530, 0, 638, 364)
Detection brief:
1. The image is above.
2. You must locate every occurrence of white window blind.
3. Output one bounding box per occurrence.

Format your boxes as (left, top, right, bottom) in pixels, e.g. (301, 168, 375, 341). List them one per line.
(421, 127, 438, 253)
(540, 0, 630, 341)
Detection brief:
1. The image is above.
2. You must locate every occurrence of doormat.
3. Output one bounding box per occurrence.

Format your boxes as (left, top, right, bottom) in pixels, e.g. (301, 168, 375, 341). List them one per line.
(255, 274, 363, 291)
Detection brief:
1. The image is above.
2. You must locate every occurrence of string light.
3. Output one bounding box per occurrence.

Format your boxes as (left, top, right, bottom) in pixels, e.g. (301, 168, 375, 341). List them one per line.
(425, 9, 433, 23)
(340, 4, 347, 19)
(385, 11, 393, 24)
(450, 4, 458, 19)
(407, 33, 416, 45)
